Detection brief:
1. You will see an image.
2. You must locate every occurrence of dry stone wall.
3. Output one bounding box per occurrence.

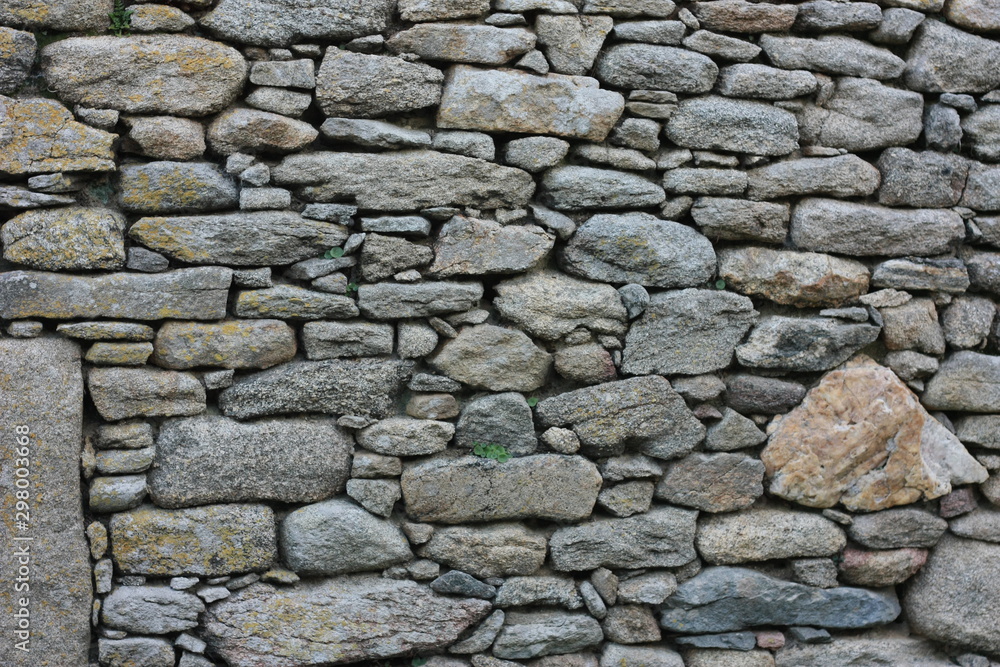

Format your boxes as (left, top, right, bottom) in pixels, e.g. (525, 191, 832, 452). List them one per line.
(1, 0, 1000, 666)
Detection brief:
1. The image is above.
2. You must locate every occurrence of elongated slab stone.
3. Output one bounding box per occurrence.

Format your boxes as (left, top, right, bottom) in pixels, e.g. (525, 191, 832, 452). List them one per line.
(2, 207, 126, 271)
(88, 367, 206, 421)
(661, 567, 900, 633)
(0, 268, 231, 320)
(110, 504, 277, 576)
(130, 212, 347, 266)
(762, 356, 987, 511)
(791, 199, 965, 256)
(0, 0, 112, 31)
(0, 96, 116, 175)
(401, 454, 602, 523)
(219, 359, 410, 419)
(549, 507, 698, 570)
(41, 36, 246, 116)
(358, 281, 484, 319)
(149, 417, 352, 507)
(0, 339, 91, 666)
(152, 320, 296, 370)
(204, 578, 491, 667)
(203, 0, 394, 47)
(438, 65, 624, 141)
(274, 150, 534, 210)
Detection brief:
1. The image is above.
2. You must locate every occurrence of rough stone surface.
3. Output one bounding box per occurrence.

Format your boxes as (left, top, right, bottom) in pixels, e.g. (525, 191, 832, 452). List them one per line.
(760, 35, 904, 79)
(622, 289, 757, 375)
(549, 507, 698, 570)
(537, 376, 705, 459)
(88, 367, 206, 421)
(905, 20, 1000, 93)
(281, 498, 412, 575)
(429, 217, 554, 277)
(0, 96, 116, 175)
(690, 198, 789, 243)
(718, 246, 870, 307)
(665, 97, 799, 156)
(274, 150, 534, 210)
(203, 0, 394, 47)
(542, 168, 665, 211)
(696, 509, 846, 564)
(388, 25, 536, 64)
(42, 36, 247, 116)
(595, 44, 718, 94)
(2, 207, 125, 271)
(560, 213, 715, 288)
(316, 50, 443, 118)
(102, 586, 204, 634)
(204, 578, 491, 667)
(661, 567, 900, 633)
(152, 320, 296, 370)
(419, 524, 548, 578)
(847, 508, 947, 549)
(655, 453, 764, 512)
(110, 504, 276, 576)
(219, 359, 410, 419)
(357, 417, 455, 457)
(773, 635, 955, 667)
(208, 108, 319, 155)
(923, 351, 1000, 412)
(762, 357, 986, 511)
(455, 393, 537, 455)
(149, 416, 351, 507)
(430, 324, 552, 391)
(401, 454, 601, 523)
(736, 316, 880, 372)
(0, 339, 91, 666)
(494, 611, 604, 660)
(746, 155, 881, 200)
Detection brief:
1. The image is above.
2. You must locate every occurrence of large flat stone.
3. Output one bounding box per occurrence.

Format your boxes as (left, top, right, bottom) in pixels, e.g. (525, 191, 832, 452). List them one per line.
(0, 268, 231, 320)
(559, 213, 715, 288)
(204, 578, 491, 667)
(274, 150, 534, 210)
(439, 66, 623, 142)
(493, 611, 604, 659)
(88, 367, 206, 421)
(595, 43, 717, 93)
(661, 567, 900, 633)
(746, 154, 881, 200)
(358, 281, 483, 319)
(110, 504, 277, 576)
(149, 417, 352, 507)
(0, 0, 112, 30)
(790, 198, 964, 256)
(541, 167, 665, 211)
(665, 96, 799, 156)
(389, 25, 535, 64)
(0, 339, 91, 666)
(202, 0, 394, 46)
(774, 635, 956, 667)
(315, 50, 443, 118)
(418, 524, 548, 578)
(696, 508, 845, 564)
(536, 376, 705, 459)
(428, 217, 554, 278)
(736, 316, 880, 372)
(401, 454, 601, 523)
(130, 212, 347, 266)
(904, 535, 1000, 656)
(905, 19, 1000, 93)
(41, 35, 247, 116)
(0, 96, 116, 175)
(430, 324, 552, 392)
(152, 320, 296, 370)
(549, 507, 698, 570)
(762, 357, 986, 510)
(1, 207, 125, 270)
(922, 350, 1000, 412)
(219, 358, 410, 419)
(622, 289, 757, 375)
(119, 162, 238, 214)
(760, 34, 904, 79)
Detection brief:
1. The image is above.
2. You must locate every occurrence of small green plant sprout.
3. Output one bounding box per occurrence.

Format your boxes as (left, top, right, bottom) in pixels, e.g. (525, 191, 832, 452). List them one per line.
(412, 659, 428, 667)
(108, 1, 134, 37)
(346, 282, 359, 293)
(714, 279, 727, 290)
(472, 443, 511, 463)
(323, 247, 346, 259)
(526, 397, 539, 408)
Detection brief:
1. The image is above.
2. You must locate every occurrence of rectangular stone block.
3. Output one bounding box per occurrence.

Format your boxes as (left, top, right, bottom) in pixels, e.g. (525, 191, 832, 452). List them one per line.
(0, 338, 91, 666)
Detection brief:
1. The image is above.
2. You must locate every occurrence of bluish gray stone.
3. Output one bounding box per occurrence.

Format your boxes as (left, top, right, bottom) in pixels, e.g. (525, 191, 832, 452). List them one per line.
(736, 316, 880, 372)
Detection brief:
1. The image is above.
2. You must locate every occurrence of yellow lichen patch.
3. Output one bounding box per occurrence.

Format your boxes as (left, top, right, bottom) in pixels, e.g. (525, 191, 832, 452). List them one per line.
(0, 96, 116, 175)
(85, 342, 154, 366)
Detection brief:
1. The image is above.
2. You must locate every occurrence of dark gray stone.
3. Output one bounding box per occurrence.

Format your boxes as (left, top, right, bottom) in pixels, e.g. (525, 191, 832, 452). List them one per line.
(493, 611, 604, 660)
(736, 316, 880, 372)
(431, 571, 497, 599)
(922, 351, 1000, 412)
(455, 393, 537, 455)
(877, 148, 968, 207)
(846, 508, 947, 549)
(661, 567, 900, 633)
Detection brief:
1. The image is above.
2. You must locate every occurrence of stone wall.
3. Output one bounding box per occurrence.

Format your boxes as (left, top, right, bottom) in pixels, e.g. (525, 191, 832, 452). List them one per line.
(1, 0, 999, 665)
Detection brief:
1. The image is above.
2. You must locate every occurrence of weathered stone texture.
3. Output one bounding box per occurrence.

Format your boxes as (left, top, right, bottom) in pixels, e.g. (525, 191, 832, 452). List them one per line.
(0, 96, 116, 175)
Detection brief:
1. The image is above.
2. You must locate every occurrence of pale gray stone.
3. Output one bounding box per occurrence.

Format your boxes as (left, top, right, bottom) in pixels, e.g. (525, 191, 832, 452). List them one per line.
(316, 50, 443, 118)
(760, 34, 904, 79)
(419, 523, 548, 578)
(705, 408, 767, 451)
(664, 169, 747, 196)
(598, 481, 655, 518)
(357, 417, 454, 457)
(790, 198, 964, 256)
(504, 137, 570, 172)
(233, 286, 359, 320)
(796, 77, 924, 151)
(871, 7, 925, 44)
(623, 289, 757, 375)
(149, 416, 351, 508)
(0, 339, 90, 666)
(1, 0, 111, 30)
(950, 508, 1000, 543)
(246, 86, 313, 116)
(774, 635, 955, 667)
(359, 282, 483, 320)
(202, 0, 394, 46)
(0, 185, 75, 209)
(429, 217, 553, 277)
(550, 507, 698, 570)
(451, 609, 506, 653)
(351, 451, 402, 479)
(878, 148, 969, 207)
(536, 15, 612, 75)
(665, 96, 799, 156)
(661, 566, 900, 633)
(95, 448, 154, 475)
(736, 316, 880, 372)
(430, 324, 551, 391)
(961, 247, 1000, 294)
(122, 115, 205, 160)
(119, 162, 237, 214)
(88, 367, 205, 420)
(795, 1, 882, 31)
(250, 59, 315, 88)
(600, 645, 683, 667)
(963, 105, 1000, 162)
(41, 35, 246, 116)
(0, 96, 116, 175)
(320, 118, 431, 149)
(613, 20, 686, 45)
(905, 19, 1000, 93)
(595, 44, 718, 94)
(127, 247, 170, 272)
(0, 27, 35, 94)
(574, 144, 657, 171)
(560, 213, 713, 287)
(131, 212, 346, 266)
(204, 578, 491, 667)
(401, 454, 601, 523)
(302, 321, 394, 359)
(923, 351, 1000, 412)
(2, 207, 125, 271)
(682, 30, 761, 62)
(716, 64, 816, 100)
(496, 577, 582, 609)
(219, 358, 409, 419)
(904, 535, 1000, 656)
(90, 475, 148, 513)
(388, 24, 536, 64)
(274, 150, 534, 210)
(617, 573, 677, 606)
(656, 453, 764, 513)
(542, 167, 665, 211)
(400, 0, 490, 21)
(747, 155, 880, 200)
(690, 198, 789, 243)
(493, 611, 604, 660)
(361, 215, 432, 236)
(439, 66, 624, 141)
(956, 415, 1000, 448)
(240, 187, 291, 210)
(99, 638, 175, 667)
(494, 270, 628, 341)
(690, 0, 798, 32)
(281, 498, 412, 575)
(433, 131, 496, 160)
(582, 0, 677, 16)
(962, 163, 1000, 212)
(696, 509, 845, 564)
(207, 107, 318, 155)
(103, 586, 203, 634)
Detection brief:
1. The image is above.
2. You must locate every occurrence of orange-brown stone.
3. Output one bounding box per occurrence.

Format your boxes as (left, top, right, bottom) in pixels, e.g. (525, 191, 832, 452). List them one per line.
(761, 356, 986, 511)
